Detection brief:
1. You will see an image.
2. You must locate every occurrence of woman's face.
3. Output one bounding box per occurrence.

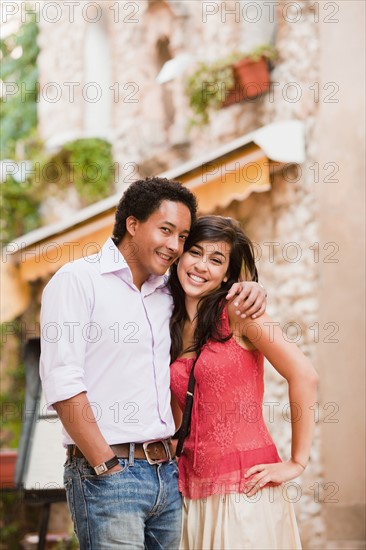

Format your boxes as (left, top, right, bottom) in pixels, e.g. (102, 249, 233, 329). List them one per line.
(177, 239, 231, 300)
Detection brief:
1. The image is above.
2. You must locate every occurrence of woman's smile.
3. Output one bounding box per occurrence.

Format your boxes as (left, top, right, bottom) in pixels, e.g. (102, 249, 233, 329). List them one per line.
(178, 240, 231, 299)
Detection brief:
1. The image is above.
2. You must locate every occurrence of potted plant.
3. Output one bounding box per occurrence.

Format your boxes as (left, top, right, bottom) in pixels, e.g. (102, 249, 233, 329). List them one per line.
(185, 44, 277, 126)
(0, 449, 17, 488)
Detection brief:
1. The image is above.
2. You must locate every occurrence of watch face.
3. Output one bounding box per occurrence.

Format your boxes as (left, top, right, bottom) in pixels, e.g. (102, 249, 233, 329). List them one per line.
(95, 463, 108, 475)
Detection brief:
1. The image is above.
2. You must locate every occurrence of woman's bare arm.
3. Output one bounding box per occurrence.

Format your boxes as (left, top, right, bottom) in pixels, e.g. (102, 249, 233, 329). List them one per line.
(228, 306, 319, 494)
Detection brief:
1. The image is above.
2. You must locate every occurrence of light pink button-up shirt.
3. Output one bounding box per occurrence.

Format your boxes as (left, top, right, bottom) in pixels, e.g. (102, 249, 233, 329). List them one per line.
(40, 238, 175, 446)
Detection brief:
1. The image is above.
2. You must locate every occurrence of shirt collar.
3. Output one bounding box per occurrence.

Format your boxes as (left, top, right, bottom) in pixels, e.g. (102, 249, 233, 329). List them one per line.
(100, 238, 131, 275)
(100, 238, 169, 294)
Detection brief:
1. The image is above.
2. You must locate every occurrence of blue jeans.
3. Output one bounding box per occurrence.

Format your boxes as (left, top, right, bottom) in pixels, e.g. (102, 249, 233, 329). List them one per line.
(64, 455, 182, 549)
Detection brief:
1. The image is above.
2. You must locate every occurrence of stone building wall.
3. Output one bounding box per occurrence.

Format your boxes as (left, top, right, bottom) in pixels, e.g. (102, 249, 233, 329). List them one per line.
(233, 4, 324, 546)
(35, 1, 328, 547)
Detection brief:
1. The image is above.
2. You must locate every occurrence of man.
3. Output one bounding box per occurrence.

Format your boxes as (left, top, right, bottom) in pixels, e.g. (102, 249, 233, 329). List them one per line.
(40, 177, 266, 549)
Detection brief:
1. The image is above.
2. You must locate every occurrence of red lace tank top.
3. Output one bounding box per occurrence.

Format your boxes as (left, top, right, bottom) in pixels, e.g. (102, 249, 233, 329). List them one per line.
(170, 306, 281, 499)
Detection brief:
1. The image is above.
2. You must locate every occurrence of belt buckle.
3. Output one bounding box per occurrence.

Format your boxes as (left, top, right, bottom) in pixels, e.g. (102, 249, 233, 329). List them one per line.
(142, 439, 171, 465)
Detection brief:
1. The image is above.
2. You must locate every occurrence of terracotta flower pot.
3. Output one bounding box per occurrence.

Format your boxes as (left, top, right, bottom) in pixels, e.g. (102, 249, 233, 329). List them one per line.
(0, 449, 17, 488)
(222, 57, 270, 107)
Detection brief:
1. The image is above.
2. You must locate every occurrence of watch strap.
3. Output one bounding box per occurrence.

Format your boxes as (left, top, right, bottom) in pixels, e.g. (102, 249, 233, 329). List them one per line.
(94, 455, 119, 475)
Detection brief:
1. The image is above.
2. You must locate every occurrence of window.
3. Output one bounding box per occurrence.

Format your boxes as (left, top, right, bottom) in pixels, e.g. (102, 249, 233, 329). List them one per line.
(84, 9, 112, 138)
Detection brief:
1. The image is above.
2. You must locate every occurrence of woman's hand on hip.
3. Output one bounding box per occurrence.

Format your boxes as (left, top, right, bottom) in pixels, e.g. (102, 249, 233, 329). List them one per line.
(243, 460, 305, 496)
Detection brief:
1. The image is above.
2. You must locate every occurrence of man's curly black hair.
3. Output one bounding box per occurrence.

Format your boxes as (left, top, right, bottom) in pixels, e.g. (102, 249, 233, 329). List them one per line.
(112, 177, 198, 244)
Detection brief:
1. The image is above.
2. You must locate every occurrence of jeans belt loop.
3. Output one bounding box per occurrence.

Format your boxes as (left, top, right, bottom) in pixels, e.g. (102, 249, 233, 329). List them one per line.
(128, 443, 135, 466)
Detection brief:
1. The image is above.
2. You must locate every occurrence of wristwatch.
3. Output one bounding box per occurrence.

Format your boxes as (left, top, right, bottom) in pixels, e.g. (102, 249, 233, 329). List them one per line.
(93, 455, 119, 475)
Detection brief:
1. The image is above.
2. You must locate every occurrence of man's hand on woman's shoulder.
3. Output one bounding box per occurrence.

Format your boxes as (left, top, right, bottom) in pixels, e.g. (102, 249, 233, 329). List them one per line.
(226, 281, 267, 319)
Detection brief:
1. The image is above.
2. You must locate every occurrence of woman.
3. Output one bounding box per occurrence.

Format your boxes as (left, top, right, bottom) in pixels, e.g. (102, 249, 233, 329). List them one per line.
(169, 216, 318, 550)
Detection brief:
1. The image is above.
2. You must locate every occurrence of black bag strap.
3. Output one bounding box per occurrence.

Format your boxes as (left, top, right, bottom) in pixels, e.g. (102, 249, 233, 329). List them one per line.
(175, 355, 199, 457)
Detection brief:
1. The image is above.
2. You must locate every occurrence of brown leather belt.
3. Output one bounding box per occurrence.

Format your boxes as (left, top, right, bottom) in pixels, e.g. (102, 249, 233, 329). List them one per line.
(67, 439, 174, 465)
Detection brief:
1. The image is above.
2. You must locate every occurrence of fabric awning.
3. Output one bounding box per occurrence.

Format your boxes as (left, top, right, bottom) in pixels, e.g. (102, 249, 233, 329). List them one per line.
(180, 143, 270, 213)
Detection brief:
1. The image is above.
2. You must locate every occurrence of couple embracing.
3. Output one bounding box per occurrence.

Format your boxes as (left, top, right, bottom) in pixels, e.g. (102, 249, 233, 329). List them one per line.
(40, 177, 317, 549)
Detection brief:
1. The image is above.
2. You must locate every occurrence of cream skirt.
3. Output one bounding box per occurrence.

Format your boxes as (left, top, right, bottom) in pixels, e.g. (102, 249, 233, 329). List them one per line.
(180, 486, 302, 550)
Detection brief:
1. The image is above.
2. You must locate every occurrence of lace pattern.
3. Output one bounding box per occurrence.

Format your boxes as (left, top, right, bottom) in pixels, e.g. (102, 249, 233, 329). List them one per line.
(170, 307, 281, 499)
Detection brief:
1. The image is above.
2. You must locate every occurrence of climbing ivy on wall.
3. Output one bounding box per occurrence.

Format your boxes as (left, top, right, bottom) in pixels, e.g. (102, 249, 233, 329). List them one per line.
(42, 138, 115, 205)
(1, 13, 115, 245)
(0, 15, 39, 159)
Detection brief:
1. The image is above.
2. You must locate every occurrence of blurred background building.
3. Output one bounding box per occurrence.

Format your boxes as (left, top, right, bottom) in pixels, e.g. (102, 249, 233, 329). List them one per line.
(1, 1, 365, 548)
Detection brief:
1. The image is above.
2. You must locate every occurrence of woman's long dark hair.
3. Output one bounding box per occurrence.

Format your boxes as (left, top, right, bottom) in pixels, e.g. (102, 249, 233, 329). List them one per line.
(169, 216, 258, 362)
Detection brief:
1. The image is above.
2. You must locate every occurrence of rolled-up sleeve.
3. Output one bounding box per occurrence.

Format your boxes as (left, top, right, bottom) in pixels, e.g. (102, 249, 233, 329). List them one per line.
(40, 270, 91, 407)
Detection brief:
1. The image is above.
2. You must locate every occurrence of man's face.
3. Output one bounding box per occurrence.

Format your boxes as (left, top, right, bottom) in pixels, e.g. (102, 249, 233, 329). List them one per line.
(124, 200, 191, 286)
